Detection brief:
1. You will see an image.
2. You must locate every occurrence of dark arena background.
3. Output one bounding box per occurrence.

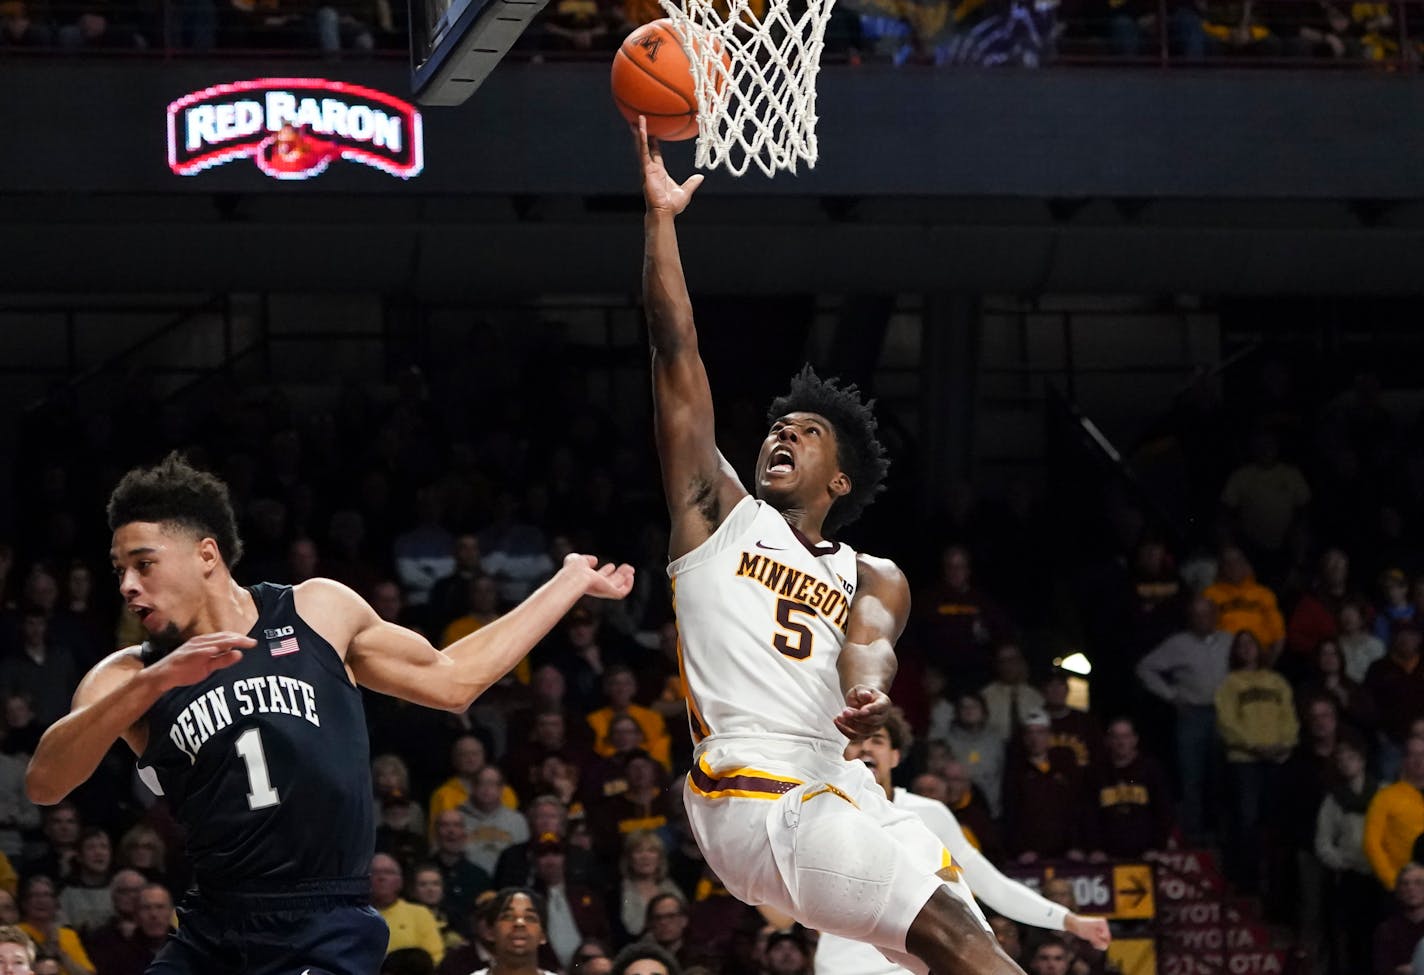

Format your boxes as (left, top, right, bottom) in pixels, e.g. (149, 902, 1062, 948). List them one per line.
(2, 3, 1424, 972)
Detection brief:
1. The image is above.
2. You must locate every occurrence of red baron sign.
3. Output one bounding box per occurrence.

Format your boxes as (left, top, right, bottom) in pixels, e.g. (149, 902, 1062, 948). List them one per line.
(167, 78, 424, 181)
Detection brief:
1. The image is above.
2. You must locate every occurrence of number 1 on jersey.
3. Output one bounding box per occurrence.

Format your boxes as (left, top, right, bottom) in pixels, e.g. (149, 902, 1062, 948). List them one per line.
(235, 727, 280, 810)
(773, 598, 816, 659)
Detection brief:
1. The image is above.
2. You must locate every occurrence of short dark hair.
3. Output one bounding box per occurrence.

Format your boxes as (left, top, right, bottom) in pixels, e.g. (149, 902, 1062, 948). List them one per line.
(107, 452, 244, 568)
(611, 942, 683, 975)
(882, 707, 912, 753)
(1033, 933, 1069, 957)
(766, 366, 889, 533)
(484, 886, 548, 929)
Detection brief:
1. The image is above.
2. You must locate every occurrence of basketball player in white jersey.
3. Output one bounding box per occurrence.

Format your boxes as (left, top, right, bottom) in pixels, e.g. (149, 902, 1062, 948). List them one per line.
(635, 118, 1022, 975)
(816, 710, 1112, 975)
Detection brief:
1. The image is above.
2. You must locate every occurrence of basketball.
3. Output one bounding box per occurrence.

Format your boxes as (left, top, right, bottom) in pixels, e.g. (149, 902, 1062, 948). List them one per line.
(611, 19, 720, 142)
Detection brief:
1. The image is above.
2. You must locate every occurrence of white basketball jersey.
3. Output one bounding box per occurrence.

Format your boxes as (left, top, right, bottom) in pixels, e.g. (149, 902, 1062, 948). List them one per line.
(668, 496, 859, 745)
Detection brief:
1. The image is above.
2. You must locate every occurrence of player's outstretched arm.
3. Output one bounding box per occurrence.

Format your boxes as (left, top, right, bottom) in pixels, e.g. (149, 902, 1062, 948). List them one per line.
(634, 117, 745, 560)
(27, 633, 255, 805)
(327, 554, 633, 713)
(835, 554, 909, 740)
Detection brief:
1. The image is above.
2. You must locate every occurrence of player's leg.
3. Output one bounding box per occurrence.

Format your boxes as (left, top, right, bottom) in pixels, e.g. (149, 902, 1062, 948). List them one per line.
(245, 904, 390, 975)
(145, 908, 234, 975)
(904, 886, 1025, 975)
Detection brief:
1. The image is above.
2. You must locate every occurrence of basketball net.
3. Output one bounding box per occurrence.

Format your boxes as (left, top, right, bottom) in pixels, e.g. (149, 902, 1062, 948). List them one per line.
(658, 0, 834, 177)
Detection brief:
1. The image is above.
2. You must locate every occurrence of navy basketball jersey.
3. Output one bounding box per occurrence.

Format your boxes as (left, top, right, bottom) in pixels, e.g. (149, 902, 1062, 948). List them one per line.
(138, 583, 374, 892)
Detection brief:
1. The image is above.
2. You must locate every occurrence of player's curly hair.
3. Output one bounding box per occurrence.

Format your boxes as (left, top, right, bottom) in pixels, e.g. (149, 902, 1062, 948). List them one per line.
(107, 452, 244, 568)
(766, 366, 889, 534)
(882, 707, 913, 753)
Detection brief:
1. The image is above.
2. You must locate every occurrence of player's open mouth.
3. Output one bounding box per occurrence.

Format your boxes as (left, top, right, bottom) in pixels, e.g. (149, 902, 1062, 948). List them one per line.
(130, 605, 152, 621)
(768, 447, 795, 475)
(861, 758, 877, 769)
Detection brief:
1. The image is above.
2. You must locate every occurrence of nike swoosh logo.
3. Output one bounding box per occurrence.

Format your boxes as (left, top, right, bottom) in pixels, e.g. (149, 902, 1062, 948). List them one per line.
(756, 541, 787, 550)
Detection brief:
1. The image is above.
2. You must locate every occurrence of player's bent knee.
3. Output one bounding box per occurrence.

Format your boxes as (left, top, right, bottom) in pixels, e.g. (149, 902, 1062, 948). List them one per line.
(788, 790, 902, 941)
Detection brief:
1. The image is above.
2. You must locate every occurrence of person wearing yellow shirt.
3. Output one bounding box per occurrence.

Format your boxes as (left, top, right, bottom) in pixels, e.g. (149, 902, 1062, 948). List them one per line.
(16, 876, 93, 974)
(1204, 548, 1285, 660)
(1215, 630, 1297, 895)
(586, 666, 671, 771)
(371, 853, 445, 965)
(1365, 736, 1424, 890)
(428, 734, 519, 840)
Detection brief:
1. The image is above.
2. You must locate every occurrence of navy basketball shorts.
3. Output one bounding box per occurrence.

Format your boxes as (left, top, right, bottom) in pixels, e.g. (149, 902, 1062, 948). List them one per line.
(148, 887, 389, 975)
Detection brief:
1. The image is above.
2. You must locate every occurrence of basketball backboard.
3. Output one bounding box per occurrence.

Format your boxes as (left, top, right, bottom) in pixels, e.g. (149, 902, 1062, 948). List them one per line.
(410, 0, 550, 106)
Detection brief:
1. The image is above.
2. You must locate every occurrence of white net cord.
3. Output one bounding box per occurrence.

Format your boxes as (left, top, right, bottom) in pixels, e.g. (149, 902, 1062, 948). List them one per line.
(658, 0, 835, 177)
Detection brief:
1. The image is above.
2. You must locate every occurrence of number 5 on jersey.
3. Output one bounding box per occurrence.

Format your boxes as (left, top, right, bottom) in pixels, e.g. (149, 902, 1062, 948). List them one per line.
(773, 598, 816, 659)
(235, 728, 281, 810)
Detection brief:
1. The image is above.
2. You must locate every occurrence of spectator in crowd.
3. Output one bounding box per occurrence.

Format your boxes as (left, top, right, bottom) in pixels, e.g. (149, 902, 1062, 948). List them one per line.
(1364, 736, 1424, 891)
(914, 545, 1014, 693)
(588, 753, 669, 865)
(1216, 629, 1298, 893)
(921, 666, 956, 746)
(988, 915, 1025, 967)
(381, 947, 436, 975)
(494, 797, 601, 891)
(1041, 669, 1103, 773)
(1338, 600, 1386, 684)
(506, 709, 596, 803)
(1219, 430, 1311, 573)
(1315, 738, 1380, 975)
(0, 741, 36, 863)
(428, 735, 517, 840)
(1373, 862, 1424, 975)
(548, 606, 629, 715)
(1203, 548, 1286, 661)
(1037, 878, 1108, 974)
(1279, 695, 1348, 971)
(441, 575, 503, 650)
(617, 832, 682, 943)
(1091, 717, 1174, 858)
(1364, 627, 1424, 780)
(466, 887, 560, 975)
(57, 830, 114, 936)
(610, 941, 683, 975)
(1373, 569, 1414, 643)
(1026, 933, 1072, 975)
(24, 805, 81, 887)
(943, 691, 1006, 817)
(284, 537, 320, 586)
(372, 853, 445, 966)
(1135, 595, 1231, 839)
(3, 695, 40, 759)
(587, 666, 671, 770)
(427, 535, 483, 637)
(583, 716, 651, 803)
(113, 826, 166, 889)
(373, 754, 425, 831)
(394, 488, 455, 610)
(0, 2, 54, 46)
(0, 925, 32, 975)
(1297, 638, 1376, 738)
(481, 491, 555, 606)
(460, 766, 530, 877)
(0, 607, 79, 730)
(637, 893, 692, 970)
(981, 643, 1046, 744)
(17, 877, 93, 974)
(1285, 548, 1358, 665)
(925, 761, 1001, 862)
(530, 832, 610, 970)
(572, 939, 613, 975)
(430, 811, 494, 930)
(79, 870, 144, 975)
(760, 930, 809, 975)
(1004, 711, 1092, 863)
(409, 864, 466, 955)
(116, 884, 172, 975)
(435, 890, 498, 975)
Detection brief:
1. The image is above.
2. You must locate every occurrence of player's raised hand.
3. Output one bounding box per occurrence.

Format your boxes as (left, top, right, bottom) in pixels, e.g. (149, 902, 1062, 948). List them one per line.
(564, 553, 636, 600)
(835, 684, 891, 740)
(1066, 913, 1112, 949)
(634, 115, 703, 216)
(150, 632, 254, 690)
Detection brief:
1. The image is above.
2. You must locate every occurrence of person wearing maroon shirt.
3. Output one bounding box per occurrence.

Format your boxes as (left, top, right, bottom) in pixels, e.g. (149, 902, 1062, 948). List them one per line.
(1089, 718, 1174, 859)
(1373, 862, 1424, 975)
(915, 763, 1003, 865)
(92, 883, 172, 975)
(506, 709, 598, 803)
(1285, 548, 1365, 672)
(1364, 627, 1424, 779)
(1003, 712, 1093, 863)
(1040, 670, 1104, 775)
(913, 546, 1014, 694)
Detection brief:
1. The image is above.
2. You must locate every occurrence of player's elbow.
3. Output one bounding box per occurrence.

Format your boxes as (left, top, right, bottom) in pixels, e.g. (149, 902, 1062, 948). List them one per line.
(440, 679, 492, 714)
(25, 763, 67, 807)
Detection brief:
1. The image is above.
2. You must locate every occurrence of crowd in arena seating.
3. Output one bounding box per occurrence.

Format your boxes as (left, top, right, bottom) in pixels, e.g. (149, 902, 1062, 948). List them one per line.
(0, 0, 1420, 65)
(0, 339, 1422, 975)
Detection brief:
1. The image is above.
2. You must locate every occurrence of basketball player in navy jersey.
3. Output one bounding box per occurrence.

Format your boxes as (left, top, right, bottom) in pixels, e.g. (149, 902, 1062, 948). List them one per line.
(25, 453, 634, 975)
(635, 119, 1021, 975)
